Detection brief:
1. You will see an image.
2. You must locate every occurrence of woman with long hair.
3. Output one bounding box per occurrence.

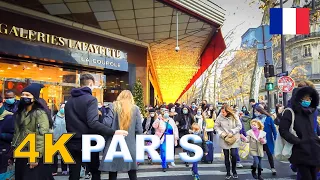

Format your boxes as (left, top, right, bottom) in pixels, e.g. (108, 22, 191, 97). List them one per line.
(99, 90, 143, 180)
(254, 106, 277, 175)
(12, 83, 54, 180)
(215, 105, 242, 179)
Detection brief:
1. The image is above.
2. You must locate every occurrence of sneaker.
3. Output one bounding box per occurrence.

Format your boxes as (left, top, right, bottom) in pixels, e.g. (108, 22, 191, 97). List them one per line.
(225, 174, 231, 179)
(271, 168, 277, 175)
(185, 162, 189, 167)
(194, 174, 200, 180)
(232, 173, 238, 179)
(162, 168, 166, 172)
(85, 173, 92, 179)
(61, 171, 68, 175)
(171, 162, 176, 167)
(52, 173, 58, 176)
(236, 163, 243, 168)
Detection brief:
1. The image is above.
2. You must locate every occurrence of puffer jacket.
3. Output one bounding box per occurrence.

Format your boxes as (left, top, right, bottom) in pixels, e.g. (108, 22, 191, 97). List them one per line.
(279, 86, 320, 166)
(12, 109, 50, 158)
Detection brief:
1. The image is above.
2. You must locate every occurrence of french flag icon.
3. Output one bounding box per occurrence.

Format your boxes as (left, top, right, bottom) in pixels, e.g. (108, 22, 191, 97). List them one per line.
(270, 8, 310, 35)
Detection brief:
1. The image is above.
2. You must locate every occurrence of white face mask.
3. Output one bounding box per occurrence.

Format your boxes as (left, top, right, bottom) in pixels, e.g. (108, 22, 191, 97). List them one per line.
(150, 113, 155, 117)
(171, 108, 175, 113)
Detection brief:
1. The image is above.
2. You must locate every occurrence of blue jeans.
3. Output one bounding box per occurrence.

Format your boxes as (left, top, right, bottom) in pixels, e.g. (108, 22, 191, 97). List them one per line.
(235, 148, 240, 162)
(160, 143, 167, 169)
(192, 162, 198, 175)
(253, 156, 262, 169)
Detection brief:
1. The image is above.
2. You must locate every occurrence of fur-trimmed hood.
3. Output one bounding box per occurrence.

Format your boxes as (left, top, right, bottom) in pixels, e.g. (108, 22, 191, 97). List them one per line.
(292, 86, 319, 111)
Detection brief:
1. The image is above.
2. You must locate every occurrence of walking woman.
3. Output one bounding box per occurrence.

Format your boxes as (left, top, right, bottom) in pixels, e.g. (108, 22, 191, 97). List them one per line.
(176, 106, 194, 167)
(99, 90, 143, 180)
(52, 103, 68, 176)
(142, 108, 157, 164)
(153, 108, 179, 172)
(12, 83, 54, 180)
(215, 105, 242, 179)
(254, 106, 277, 175)
(279, 86, 320, 180)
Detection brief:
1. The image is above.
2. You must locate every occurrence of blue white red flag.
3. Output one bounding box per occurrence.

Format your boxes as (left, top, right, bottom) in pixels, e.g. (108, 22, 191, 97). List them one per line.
(270, 8, 310, 35)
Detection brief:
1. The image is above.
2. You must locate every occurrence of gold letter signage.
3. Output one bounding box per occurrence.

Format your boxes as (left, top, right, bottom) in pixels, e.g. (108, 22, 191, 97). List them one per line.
(0, 23, 127, 60)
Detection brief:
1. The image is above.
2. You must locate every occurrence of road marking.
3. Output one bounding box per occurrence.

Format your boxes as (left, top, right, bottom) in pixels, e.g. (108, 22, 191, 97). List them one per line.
(99, 168, 273, 179)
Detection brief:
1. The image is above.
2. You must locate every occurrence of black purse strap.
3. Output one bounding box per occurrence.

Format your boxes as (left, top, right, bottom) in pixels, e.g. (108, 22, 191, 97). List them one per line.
(160, 121, 169, 140)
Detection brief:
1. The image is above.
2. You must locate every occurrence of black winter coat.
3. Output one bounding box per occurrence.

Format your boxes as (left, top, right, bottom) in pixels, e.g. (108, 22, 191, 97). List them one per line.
(279, 86, 320, 166)
(65, 87, 115, 148)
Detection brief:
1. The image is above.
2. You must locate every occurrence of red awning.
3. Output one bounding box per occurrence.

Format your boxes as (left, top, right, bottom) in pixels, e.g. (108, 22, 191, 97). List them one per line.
(175, 30, 226, 102)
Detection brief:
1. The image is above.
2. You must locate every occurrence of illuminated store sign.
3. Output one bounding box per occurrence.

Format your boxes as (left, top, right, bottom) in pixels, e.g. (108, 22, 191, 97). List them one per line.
(0, 23, 127, 60)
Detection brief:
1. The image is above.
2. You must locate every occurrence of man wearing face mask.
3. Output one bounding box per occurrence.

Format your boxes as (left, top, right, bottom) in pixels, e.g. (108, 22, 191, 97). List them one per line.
(190, 102, 198, 116)
(0, 95, 14, 173)
(177, 106, 195, 167)
(142, 109, 156, 164)
(65, 74, 128, 180)
(3, 90, 19, 113)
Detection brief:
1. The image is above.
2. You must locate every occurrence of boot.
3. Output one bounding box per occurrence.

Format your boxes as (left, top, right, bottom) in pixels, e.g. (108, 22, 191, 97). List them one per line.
(251, 166, 258, 179)
(258, 168, 264, 180)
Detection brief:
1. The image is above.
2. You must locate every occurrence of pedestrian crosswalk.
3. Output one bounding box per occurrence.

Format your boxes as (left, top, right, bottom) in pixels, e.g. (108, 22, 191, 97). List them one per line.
(54, 154, 284, 180)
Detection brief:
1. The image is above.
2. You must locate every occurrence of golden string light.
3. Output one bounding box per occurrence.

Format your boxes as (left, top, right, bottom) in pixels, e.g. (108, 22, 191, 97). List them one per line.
(151, 47, 201, 103)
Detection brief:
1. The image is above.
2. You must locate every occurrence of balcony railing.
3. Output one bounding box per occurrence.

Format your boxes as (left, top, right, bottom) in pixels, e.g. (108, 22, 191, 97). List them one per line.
(287, 32, 320, 44)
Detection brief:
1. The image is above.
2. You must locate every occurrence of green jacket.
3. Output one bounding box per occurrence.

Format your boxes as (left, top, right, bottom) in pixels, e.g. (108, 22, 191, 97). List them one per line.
(12, 109, 50, 158)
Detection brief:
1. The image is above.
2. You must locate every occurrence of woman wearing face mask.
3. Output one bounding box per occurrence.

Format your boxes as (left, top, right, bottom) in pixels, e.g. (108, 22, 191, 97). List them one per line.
(241, 106, 249, 115)
(279, 86, 320, 180)
(214, 105, 242, 179)
(142, 109, 157, 164)
(52, 103, 68, 176)
(11, 83, 54, 180)
(153, 108, 179, 172)
(177, 106, 195, 167)
(254, 107, 277, 175)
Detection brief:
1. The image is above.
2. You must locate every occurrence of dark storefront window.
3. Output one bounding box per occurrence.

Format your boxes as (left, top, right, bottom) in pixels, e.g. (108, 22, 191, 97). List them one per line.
(103, 70, 129, 103)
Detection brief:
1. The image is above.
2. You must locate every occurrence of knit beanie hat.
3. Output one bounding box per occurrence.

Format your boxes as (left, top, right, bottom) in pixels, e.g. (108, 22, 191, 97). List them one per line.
(22, 83, 44, 100)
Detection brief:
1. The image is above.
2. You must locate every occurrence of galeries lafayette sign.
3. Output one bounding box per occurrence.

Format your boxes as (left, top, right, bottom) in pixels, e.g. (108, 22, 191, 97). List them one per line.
(0, 23, 127, 60)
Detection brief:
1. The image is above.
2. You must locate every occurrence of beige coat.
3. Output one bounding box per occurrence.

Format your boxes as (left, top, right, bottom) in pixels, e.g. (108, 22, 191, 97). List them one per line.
(246, 130, 267, 157)
(214, 114, 242, 149)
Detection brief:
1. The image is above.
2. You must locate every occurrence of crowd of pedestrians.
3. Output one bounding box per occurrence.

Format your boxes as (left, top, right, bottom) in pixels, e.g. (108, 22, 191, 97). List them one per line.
(0, 76, 320, 180)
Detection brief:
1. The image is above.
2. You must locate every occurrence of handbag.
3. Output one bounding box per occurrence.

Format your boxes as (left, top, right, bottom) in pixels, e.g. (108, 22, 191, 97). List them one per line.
(239, 141, 249, 160)
(221, 118, 237, 146)
(274, 108, 296, 161)
(224, 134, 237, 146)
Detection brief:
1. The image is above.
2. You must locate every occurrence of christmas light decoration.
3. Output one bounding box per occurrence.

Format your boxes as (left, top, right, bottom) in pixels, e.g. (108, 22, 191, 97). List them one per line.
(151, 47, 201, 103)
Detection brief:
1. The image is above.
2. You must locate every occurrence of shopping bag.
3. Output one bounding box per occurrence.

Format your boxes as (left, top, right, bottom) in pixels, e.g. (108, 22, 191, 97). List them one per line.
(274, 108, 296, 161)
(239, 141, 249, 160)
(205, 118, 214, 129)
(0, 170, 14, 180)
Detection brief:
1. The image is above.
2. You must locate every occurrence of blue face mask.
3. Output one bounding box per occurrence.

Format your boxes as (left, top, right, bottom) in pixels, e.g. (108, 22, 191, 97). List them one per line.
(5, 98, 15, 105)
(163, 113, 169, 119)
(254, 113, 260, 117)
(301, 100, 311, 108)
(197, 111, 201, 115)
(183, 110, 188, 114)
(59, 108, 65, 114)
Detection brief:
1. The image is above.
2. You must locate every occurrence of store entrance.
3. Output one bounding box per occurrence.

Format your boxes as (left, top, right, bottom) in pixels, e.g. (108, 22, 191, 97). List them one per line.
(0, 77, 78, 116)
